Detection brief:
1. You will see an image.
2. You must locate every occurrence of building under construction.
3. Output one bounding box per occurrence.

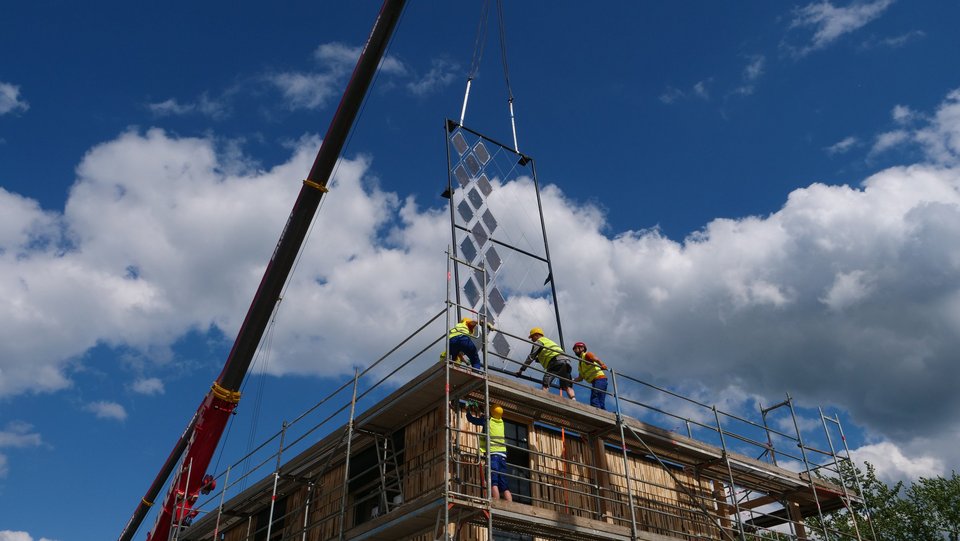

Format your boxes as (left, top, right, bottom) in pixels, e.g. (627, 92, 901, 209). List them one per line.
(169, 122, 875, 541)
(120, 3, 876, 540)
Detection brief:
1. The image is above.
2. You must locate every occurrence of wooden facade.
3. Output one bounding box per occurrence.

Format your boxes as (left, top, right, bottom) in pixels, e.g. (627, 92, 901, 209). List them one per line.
(181, 364, 857, 541)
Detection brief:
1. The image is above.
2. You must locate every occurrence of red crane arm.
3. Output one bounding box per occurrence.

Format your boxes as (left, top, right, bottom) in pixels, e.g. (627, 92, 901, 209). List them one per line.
(117, 2, 406, 540)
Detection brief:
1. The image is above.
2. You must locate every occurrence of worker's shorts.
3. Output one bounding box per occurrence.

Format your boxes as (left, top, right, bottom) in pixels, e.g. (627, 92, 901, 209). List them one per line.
(490, 453, 509, 492)
(543, 359, 572, 390)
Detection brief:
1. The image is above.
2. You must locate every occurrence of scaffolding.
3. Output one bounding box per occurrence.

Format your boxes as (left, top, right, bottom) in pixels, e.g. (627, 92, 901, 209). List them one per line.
(172, 123, 874, 541)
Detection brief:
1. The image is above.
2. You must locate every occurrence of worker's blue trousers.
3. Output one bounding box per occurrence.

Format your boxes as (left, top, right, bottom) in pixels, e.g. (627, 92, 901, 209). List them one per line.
(449, 335, 482, 369)
(590, 377, 608, 410)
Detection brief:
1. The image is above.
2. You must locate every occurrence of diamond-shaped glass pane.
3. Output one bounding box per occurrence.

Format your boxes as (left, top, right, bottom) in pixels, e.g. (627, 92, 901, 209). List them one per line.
(488, 286, 506, 315)
(451, 131, 469, 155)
(492, 332, 511, 357)
(464, 153, 481, 177)
(474, 141, 491, 164)
(474, 267, 487, 287)
(467, 187, 484, 210)
(454, 165, 469, 188)
(484, 246, 502, 273)
(471, 221, 488, 248)
(481, 209, 497, 234)
(460, 236, 478, 263)
(457, 200, 474, 223)
(464, 277, 481, 308)
(477, 174, 493, 196)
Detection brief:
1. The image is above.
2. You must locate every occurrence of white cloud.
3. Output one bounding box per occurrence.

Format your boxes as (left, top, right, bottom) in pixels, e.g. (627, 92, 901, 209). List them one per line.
(692, 80, 710, 99)
(406, 58, 458, 97)
(271, 41, 410, 110)
(892, 104, 916, 125)
(0, 82, 29, 115)
(4, 105, 960, 479)
(825, 135, 858, 155)
(789, 0, 894, 55)
(659, 86, 683, 104)
(0, 532, 57, 541)
(131, 377, 164, 395)
(148, 94, 227, 119)
(852, 441, 943, 483)
(0, 422, 41, 478)
(744, 55, 765, 82)
(85, 400, 128, 421)
(869, 129, 908, 156)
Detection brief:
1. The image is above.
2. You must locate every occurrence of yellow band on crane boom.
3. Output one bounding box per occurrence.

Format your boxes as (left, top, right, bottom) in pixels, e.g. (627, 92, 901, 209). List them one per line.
(211, 382, 242, 404)
(303, 179, 329, 193)
(142, 498, 154, 507)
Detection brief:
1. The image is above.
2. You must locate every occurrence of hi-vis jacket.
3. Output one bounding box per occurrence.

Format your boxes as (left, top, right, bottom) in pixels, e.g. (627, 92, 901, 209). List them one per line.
(531, 336, 563, 369)
(577, 351, 607, 383)
(448, 322, 474, 339)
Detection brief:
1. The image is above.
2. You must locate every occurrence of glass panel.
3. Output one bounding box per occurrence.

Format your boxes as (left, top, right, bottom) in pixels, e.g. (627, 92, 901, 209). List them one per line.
(474, 141, 491, 164)
(482, 209, 498, 234)
(460, 236, 478, 263)
(471, 221, 488, 248)
(451, 131, 469, 155)
(464, 277, 481, 308)
(488, 286, 506, 315)
(474, 267, 487, 288)
(454, 164, 470, 188)
(485, 246, 502, 273)
(477, 174, 493, 196)
(492, 332, 510, 357)
(464, 153, 481, 177)
(457, 200, 474, 223)
(467, 187, 484, 210)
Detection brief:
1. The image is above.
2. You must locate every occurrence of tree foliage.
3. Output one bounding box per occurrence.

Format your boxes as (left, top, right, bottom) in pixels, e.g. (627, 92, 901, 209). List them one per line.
(806, 462, 960, 540)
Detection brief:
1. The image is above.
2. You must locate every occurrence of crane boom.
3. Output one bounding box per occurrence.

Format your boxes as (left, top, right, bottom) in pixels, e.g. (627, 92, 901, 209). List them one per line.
(117, 2, 407, 539)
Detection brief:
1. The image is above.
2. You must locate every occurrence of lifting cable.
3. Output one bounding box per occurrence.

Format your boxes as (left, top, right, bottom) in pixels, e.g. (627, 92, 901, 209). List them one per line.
(459, 0, 520, 152)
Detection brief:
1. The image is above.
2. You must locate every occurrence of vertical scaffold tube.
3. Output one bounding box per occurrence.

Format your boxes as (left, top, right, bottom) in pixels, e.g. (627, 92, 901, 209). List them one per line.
(610, 370, 638, 538)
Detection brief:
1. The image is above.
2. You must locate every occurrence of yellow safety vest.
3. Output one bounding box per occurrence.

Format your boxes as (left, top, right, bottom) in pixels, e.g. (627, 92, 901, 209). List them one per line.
(578, 352, 606, 383)
(478, 417, 507, 455)
(535, 337, 563, 369)
(448, 322, 472, 339)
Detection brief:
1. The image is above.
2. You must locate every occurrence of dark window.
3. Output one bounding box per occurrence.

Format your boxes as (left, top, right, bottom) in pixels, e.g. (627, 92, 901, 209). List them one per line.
(253, 496, 287, 541)
(503, 418, 531, 505)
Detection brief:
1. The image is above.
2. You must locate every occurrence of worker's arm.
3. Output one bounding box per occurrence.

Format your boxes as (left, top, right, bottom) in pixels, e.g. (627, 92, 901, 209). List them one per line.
(515, 343, 541, 376)
(465, 411, 485, 426)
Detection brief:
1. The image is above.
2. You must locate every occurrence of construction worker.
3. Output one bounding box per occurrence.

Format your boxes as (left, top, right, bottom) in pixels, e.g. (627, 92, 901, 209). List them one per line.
(573, 342, 608, 410)
(466, 404, 512, 501)
(448, 317, 482, 370)
(516, 327, 575, 399)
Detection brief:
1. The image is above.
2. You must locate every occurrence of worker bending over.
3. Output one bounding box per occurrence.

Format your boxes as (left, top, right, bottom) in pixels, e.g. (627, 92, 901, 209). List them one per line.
(447, 317, 483, 370)
(573, 342, 608, 410)
(516, 327, 575, 399)
(466, 404, 513, 501)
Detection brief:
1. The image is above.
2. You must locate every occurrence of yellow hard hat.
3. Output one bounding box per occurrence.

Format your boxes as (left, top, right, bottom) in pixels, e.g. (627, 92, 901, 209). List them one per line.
(462, 317, 475, 327)
(529, 327, 544, 338)
(491, 405, 504, 419)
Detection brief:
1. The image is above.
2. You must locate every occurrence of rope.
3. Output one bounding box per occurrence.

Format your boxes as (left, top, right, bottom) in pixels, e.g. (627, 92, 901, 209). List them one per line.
(495, 0, 519, 151)
(460, 0, 492, 125)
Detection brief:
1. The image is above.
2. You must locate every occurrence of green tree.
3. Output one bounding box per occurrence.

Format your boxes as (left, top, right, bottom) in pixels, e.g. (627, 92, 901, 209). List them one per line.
(909, 471, 960, 541)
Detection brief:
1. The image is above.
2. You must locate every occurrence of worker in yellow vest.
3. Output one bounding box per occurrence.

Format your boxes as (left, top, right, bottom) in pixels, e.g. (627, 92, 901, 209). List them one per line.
(573, 342, 608, 410)
(447, 317, 482, 370)
(515, 327, 575, 399)
(466, 404, 513, 501)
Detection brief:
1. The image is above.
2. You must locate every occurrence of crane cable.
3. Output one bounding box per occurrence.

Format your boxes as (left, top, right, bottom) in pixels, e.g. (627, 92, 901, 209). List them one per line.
(459, 0, 520, 151)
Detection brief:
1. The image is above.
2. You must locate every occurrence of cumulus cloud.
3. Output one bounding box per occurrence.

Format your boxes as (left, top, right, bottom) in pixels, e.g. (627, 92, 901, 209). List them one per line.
(131, 377, 164, 395)
(0, 421, 42, 478)
(270, 41, 411, 110)
(826, 135, 858, 155)
(85, 401, 128, 421)
(0, 532, 57, 541)
(0, 82, 29, 115)
(5, 92, 960, 478)
(406, 58, 459, 97)
(866, 89, 960, 164)
(853, 441, 943, 483)
(788, 0, 894, 55)
(147, 94, 228, 119)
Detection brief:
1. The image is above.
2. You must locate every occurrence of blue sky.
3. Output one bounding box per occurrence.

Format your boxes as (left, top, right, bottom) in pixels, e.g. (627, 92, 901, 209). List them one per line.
(2, 1, 960, 540)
